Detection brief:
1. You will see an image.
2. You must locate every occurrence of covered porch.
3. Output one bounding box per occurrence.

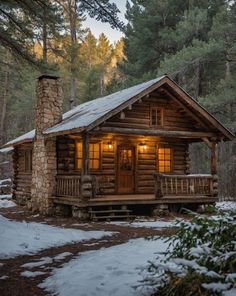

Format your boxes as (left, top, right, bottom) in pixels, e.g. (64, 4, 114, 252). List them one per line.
(53, 126, 220, 207)
(54, 172, 218, 206)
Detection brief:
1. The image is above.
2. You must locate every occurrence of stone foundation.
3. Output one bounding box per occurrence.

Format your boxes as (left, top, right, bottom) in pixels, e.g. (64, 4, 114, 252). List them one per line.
(72, 206, 89, 220)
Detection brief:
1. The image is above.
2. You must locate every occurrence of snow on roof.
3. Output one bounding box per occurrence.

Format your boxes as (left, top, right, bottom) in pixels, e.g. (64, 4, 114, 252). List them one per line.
(45, 76, 164, 135)
(2, 77, 164, 147)
(3, 130, 35, 147)
(0, 146, 14, 153)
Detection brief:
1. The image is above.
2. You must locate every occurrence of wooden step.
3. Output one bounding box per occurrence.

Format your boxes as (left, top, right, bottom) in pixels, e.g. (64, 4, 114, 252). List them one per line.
(92, 215, 136, 221)
(89, 209, 132, 214)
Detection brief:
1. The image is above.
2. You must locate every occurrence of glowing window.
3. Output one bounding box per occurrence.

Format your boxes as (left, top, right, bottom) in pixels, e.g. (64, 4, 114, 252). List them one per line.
(151, 107, 163, 127)
(158, 147, 172, 173)
(75, 142, 82, 169)
(89, 143, 100, 169)
(75, 142, 100, 170)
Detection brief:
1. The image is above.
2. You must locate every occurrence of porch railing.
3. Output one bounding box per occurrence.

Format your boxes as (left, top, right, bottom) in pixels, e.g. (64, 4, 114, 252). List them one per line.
(56, 175, 81, 197)
(153, 173, 218, 198)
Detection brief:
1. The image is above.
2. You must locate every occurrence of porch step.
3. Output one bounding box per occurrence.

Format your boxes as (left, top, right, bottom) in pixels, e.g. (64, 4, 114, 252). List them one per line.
(89, 209, 132, 214)
(91, 215, 136, 221)
(89, 205, 135, 221)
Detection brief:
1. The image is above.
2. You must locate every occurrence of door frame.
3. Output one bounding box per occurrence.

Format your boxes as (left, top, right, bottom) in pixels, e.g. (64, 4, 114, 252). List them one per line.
(116, 144, 136, 194)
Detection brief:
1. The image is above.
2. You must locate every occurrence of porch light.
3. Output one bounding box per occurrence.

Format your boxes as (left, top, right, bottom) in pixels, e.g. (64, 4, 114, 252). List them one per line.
(107, 141, 113, 149)
(139, 142, 147, 152)
(103, 140, 114, 152)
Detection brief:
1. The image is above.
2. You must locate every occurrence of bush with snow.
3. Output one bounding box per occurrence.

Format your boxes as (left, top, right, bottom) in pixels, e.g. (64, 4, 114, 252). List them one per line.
(145, 211, 236, 296)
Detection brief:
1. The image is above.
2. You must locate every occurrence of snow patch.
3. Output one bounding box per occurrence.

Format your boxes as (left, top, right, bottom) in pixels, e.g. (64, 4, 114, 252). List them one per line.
(0, 214, 114, 259)
(216, 201, 236, 211)
(39, 238, 169, 296)
(21, 257, 53, 269)
(21, 271, 46, 278)
(54, 252, 72, 261)
(0, 178, 11, 185)
(202, 282, 231, 292)
(109, 219, 175, 229)
(0, 194, 12, 200)
(0, 200, 16, 208)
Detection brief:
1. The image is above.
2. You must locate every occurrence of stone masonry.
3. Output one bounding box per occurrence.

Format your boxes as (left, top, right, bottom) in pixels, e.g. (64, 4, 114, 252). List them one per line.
(31, 75, 63, 214)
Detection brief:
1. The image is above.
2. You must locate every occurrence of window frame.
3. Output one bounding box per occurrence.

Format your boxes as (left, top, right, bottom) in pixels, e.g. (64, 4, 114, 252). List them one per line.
(89, 142, 101, 170)
(75, 141, 101, 171)
(157, 145, 173, 173)
(24, 149, 32, 173)
(150, 107, 164, 127)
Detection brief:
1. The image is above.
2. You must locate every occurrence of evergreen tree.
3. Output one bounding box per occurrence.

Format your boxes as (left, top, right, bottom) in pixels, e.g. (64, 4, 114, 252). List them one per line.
(97, 33, 113, 96)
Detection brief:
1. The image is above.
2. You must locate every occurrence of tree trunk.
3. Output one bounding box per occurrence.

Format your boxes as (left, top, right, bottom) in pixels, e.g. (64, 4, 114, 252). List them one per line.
(194, 59, 201, 100)
(100, 69, 105, 96)
(0, 51, 11, 145)
(42, 15, 48, 64)
(68, 0, 77, 109)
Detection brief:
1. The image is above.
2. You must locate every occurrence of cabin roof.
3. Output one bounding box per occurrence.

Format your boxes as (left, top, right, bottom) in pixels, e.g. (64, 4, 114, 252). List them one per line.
(1, 75, 235, 149)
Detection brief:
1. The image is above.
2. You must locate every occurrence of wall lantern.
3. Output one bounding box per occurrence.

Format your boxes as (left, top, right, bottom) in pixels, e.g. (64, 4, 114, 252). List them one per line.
(139, 142, 147, 152)
(107, 141, 113, 149)
(104, 140, 114, 152)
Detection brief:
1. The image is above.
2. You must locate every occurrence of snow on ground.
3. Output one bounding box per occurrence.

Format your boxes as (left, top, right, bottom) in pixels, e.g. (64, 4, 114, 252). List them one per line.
(0, 214, 114, 259)
(216, 201, 236, 211)
(0, 179, 11, 185)
(21, 271, 46, 278)
(0, 194, 12, 199)
(21, 257, 53, 269)
(39, 238, 168, 296)
(54, 252, 72, 261)
(109, 219, 175, 229)
(0, 200, 16, 208)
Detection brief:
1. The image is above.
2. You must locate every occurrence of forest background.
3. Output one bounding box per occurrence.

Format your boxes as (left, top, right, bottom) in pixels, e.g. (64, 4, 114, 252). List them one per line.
(0, 0, 235, 197)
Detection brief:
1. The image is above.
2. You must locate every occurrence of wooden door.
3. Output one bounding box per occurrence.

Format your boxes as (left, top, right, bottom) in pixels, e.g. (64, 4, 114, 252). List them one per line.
(117, 146, 135, 193)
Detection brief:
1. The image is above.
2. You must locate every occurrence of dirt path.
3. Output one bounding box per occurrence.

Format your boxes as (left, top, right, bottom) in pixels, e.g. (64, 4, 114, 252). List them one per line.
(0, 205, 176, 296)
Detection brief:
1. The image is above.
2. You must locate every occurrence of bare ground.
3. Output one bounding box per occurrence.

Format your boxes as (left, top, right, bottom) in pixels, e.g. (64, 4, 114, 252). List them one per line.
(0, 205, 178, 296)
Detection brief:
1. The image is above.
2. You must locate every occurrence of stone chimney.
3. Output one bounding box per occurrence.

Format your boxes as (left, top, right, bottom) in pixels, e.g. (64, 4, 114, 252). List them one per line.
(31, 75, 63, 214)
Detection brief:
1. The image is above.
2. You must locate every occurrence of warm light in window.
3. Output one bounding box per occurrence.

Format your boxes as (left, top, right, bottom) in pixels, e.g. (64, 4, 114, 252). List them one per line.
(75, 141, 100, 170)
(158, 147, 171, 173)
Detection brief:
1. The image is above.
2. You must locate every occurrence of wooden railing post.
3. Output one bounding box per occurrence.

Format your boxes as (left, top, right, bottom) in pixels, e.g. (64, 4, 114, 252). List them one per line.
(81, 132, 92, 199)
(82, 132, 90, 176)
(211, 174, 218, 197)
(154, 173, 215, 197)
(153, 172, 163, 198)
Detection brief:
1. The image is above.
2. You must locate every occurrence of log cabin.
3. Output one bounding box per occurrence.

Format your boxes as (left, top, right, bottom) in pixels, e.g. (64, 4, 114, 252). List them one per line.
(1, 75, 235, 220)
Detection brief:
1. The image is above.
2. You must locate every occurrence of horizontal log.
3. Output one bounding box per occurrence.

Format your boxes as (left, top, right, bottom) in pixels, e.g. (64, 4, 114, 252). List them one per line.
(103, 121, 149, 129)
(97, 127, 217, 138)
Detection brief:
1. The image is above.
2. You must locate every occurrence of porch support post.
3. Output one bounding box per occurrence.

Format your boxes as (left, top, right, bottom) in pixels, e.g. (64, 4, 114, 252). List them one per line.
(82, 132, 90, 175)
(202, 137, 218, 197)
(210, 141, 218, 175)
(210, 140, 218, 197)
(81, 132, 93, 199)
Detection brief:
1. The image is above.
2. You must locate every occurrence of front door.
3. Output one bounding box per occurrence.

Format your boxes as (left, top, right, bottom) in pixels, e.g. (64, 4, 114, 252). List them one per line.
(117, 145, 135, 193)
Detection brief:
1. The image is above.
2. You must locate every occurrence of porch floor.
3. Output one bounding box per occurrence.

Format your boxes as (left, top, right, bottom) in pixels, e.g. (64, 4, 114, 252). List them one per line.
(53, 194, 218, 208)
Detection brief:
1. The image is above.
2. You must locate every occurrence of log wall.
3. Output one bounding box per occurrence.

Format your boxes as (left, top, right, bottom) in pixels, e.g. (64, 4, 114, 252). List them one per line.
(103, 94, 206, 132)
(56, 135, 188, 195)
(13, 143, 32, 205)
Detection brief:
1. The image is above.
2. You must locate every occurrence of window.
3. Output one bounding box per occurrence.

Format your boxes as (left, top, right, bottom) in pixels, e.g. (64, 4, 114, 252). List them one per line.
(158, 147, 172, 173)
(75, 142, 100, 170)
(24, 150, 32, 173)
(75, 142, 82, 169)
(89, 143, 100, 169)
(151, 107, 163, 127)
